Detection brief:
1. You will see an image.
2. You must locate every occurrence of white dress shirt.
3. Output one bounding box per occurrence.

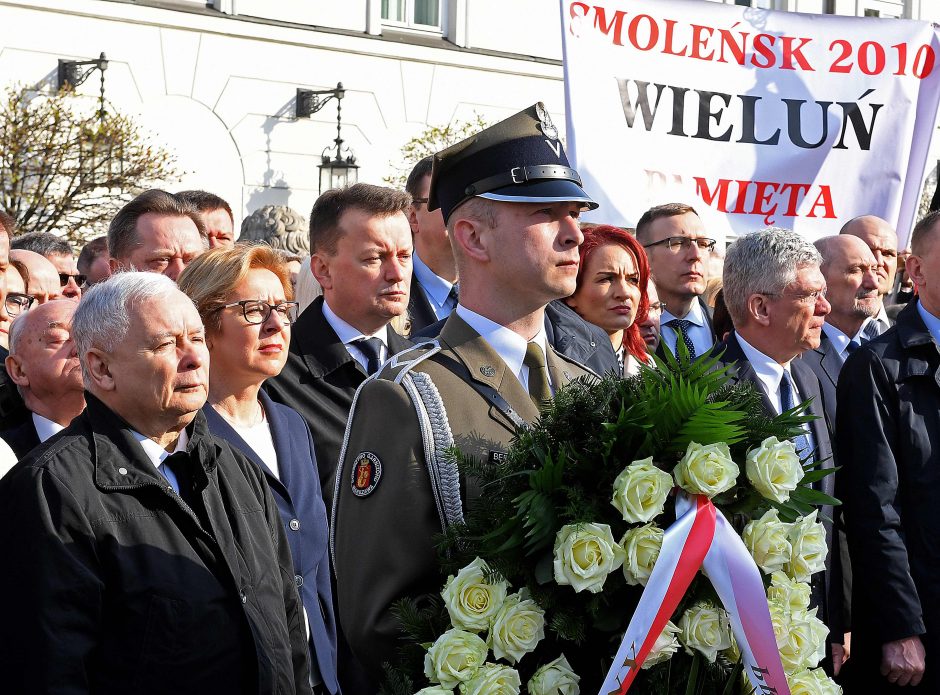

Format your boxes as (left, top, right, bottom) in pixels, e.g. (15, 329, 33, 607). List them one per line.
(455, 305, 553, 393)
(413, 253, 457, 321)
(660, 299, 714, 358)
(133, 428, 189, 468)
(872, 304, 892, 335)
(821, 320, 875, 364)
(32, 413, 65, 443)
(0, 438, 16, 478)
(322, 299, 390, 373)
(736, 333, 799, 416)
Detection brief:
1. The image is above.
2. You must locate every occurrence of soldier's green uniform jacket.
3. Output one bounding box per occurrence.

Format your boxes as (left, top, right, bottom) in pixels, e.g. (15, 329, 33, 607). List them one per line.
(329, 313, 595, 682)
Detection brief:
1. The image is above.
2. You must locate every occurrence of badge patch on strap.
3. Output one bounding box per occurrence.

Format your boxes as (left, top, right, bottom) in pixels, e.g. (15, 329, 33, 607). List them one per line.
(351, 451, 382, 497)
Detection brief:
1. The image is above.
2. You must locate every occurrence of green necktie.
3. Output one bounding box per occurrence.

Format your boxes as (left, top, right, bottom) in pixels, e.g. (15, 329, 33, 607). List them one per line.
(523, 342, 552, 407)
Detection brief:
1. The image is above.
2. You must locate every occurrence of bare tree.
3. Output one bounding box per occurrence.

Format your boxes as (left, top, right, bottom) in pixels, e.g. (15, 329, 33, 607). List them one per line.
(383, 113, 489, 191)
(0, 84, 178, 243)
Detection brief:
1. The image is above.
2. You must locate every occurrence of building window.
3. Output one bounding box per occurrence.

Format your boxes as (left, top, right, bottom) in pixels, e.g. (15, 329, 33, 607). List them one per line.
(857, 0, 903, 18)
(382, 0, 442, 31)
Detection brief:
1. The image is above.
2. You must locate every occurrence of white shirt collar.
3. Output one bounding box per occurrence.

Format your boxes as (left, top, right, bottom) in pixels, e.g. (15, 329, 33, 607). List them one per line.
(661, 297, 706, 327)
(322, 298, 389, 348)
(875, 304, 891, 331)
(916, 300, 940, 345)
(32, 412, 65, 443)
(412, 252, 455, 309)
(736, 332, 790, 415)
(455, 305, 550, 384)
(822, 320, 870, 361)
(132, 428, 189, 469)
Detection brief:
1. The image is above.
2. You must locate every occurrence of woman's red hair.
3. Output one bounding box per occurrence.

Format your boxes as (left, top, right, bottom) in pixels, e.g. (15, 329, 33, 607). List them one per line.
(574, 225, 651, 364)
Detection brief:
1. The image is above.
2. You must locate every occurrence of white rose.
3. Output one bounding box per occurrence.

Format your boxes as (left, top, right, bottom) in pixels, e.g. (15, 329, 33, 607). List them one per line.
(768, 571, 811, 612)
(788, 667, 843, 695)
(768, 598, 791, 650)
(415, 688, 454, 695)
(611, 458, 673, 523)
(678, 602, 733, 663)
(441, 557, 508, 632)
(674, 441, 740, 497)
(527, 654, 581, 695)
(553, 523, 625, 594)
(487, 591, 545, 664)
(643, 621, 681, 668)
(743, 509, 793, 574)
(780, 608, 828, 673)
(746, 436, 804, 503)
(458, 663, 521, 695)
(424, 628, 489, 689)
(785, 511, 828, 582)
(621, 524, 664, 587)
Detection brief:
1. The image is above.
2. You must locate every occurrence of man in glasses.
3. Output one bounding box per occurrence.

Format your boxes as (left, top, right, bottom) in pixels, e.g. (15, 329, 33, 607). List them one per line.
(10, 231, 81, 299)
(405, 156, 457, 333)
(636, 203, 717, 360)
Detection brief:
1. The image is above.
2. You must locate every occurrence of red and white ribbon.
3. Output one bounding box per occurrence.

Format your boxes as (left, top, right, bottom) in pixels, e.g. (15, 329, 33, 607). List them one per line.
(599, 493, 790, 695)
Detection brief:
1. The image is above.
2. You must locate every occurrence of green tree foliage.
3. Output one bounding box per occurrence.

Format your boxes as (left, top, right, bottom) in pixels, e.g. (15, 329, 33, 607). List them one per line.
(383, 113, 489, 190)
(0, 84, 178, 244)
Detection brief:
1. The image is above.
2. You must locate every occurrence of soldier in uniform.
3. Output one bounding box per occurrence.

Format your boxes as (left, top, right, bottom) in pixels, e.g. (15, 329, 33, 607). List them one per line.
(330, 103, 599, 686)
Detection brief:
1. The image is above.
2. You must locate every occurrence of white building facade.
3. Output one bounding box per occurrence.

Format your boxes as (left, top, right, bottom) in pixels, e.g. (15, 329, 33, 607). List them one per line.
(0, 0, 937, 227)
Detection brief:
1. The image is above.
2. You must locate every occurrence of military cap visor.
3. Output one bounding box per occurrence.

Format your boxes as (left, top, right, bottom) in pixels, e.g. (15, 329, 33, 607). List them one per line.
(428, 103, 598, 222)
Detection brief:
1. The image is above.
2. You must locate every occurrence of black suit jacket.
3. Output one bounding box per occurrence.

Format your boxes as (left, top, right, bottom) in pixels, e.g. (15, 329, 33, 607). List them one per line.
(414, 300, 619, 377)
(798, 331, 840, 435)
(837, 301, 940, 664)
(0, 417, 40, 461)
(713, 332, 841, 634)
(264, 296, 411, 503)
(0, 346, 28, 431)
(655, 297, 718, 361)
(407, 275, 440, 335)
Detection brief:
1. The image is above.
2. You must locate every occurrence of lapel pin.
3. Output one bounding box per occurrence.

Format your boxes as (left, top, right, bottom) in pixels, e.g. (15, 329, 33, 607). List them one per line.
(480, 365, 496, 378)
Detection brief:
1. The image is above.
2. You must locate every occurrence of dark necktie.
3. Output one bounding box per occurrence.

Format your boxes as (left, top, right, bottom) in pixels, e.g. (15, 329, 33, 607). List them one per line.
(779, 370, 813, 461)
(523, 342, 552, 407)
(354, 337, 385, 376)
(845, 339, 861, 355)
(666, 319, 696, 359)
(446, 284, 459, 311)
(862, 320, 881, 342)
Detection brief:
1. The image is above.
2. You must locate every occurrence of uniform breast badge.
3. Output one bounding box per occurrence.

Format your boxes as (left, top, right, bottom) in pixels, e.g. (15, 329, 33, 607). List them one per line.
(351, 451, 382, 497)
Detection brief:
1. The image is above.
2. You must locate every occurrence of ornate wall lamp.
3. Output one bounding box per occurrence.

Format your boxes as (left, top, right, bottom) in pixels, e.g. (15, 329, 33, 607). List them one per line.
(295, 82, 359, 193)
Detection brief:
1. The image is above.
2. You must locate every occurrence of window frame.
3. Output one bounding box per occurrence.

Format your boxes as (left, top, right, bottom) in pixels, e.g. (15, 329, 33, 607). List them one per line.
(380, 0, 446, 34)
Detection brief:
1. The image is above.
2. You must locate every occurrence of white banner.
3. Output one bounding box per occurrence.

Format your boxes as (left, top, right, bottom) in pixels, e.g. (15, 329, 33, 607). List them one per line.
(561, 0, 940, 245)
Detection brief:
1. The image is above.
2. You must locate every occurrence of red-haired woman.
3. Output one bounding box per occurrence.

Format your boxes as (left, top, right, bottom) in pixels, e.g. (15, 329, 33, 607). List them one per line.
(565, 225, 652, 376)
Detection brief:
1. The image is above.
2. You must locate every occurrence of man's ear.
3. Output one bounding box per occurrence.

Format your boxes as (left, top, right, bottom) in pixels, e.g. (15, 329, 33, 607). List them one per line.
(747, 293, 772, 327)
(5, 354, 27, 389)
(311, 253, 333, 290)
(451, 217, 490, 264)
(907, 254, 927, 289)
(407, 205, 420, 236)
(84, 349, 116, 392)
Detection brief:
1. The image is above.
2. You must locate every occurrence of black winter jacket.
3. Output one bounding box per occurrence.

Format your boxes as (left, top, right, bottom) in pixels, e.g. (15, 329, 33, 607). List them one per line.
(0, 393, 311, 695)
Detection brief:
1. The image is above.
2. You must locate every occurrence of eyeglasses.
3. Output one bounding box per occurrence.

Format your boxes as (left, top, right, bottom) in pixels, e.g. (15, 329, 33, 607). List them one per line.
(642, 236, 717, 254)
(760, 288, 828, 305)
(412, 197, 429, 206)
(647, 301, 667, 316)
(221, 300, 299, 325)
(59, 272, 87, 287)
(5, 292, 35, 317)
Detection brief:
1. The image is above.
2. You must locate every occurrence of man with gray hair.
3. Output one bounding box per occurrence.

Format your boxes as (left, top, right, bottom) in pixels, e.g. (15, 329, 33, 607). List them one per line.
(109, 189, 208, 281)
(0, 272, 312, 693)
(716, 227, 843, 670)
(0, 299, 84, 459)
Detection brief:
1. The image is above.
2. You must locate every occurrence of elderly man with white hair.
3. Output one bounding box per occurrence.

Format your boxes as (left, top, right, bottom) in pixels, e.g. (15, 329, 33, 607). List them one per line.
(0, 272, 312, 694)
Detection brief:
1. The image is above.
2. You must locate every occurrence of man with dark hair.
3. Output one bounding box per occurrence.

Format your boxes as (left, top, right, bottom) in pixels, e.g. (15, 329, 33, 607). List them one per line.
(11, 231, 81, 299)
(405, 156, 458, 332)
(177, 190, 236, 249)
(331, 104, 597, 684)
(266, 182, 413, 496)
(109, 189, 208, 281)
(77, 236, 111, 286)
(636, 203, 717, 359)
(837, 209, 940, 692)
(840, 215, 898, 334)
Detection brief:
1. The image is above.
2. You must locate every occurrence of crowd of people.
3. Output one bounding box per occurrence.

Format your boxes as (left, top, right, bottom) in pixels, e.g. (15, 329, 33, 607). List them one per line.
(0, 101, 935, 694)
